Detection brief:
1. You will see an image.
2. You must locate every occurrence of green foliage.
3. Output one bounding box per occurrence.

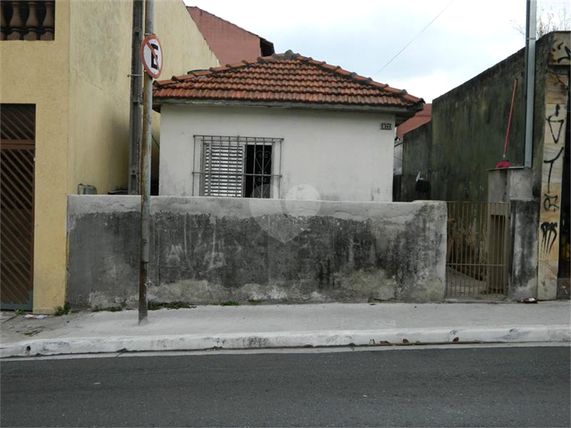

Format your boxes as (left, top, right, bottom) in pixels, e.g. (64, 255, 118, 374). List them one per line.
(54, 302, 71, 316)
(220, 300, 239, 306)
(92, 306, 123, 312)
(248, 299, 264, 305)
(147, 301, 195, 310)
(147, 301, 162, 311)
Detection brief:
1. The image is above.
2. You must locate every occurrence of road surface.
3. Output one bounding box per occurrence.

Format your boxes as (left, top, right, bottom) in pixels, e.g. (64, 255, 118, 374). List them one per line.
(1, 346, 569, 427)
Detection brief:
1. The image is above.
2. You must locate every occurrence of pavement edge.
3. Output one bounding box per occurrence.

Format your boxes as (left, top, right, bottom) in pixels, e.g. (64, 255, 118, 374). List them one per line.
(1, 325, 570, 358)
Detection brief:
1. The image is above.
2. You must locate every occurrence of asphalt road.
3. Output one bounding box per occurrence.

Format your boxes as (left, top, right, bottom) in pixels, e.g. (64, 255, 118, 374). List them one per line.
(1, 346, 569, 427)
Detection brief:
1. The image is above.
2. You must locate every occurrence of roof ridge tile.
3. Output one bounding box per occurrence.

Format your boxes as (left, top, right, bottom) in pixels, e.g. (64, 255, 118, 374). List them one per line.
(154, 51, 424, 112)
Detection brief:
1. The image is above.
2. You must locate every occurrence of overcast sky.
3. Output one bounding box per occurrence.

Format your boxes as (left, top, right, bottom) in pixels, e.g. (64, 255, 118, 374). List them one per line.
(182, 0, 569, 102)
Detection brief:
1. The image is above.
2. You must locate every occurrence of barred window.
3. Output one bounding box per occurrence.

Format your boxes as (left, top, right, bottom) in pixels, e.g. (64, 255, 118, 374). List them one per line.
(193, 135, 282, 198)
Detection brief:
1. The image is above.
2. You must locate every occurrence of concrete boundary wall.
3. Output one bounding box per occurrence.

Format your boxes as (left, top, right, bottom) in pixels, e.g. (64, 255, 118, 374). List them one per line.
(67, 196, 446, 308)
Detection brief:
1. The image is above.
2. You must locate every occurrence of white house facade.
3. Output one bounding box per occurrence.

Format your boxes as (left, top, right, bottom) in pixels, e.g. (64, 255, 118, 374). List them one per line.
(154, 51, 424, 202)
(159, 105, 397, 201)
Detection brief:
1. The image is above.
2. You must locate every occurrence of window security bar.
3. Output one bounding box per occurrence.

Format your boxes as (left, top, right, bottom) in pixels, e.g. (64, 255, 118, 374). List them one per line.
(193, 135, 283, 198)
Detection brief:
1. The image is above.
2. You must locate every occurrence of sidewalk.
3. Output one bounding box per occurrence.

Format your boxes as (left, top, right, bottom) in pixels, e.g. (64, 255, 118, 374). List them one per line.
(1, 302, 570, 358)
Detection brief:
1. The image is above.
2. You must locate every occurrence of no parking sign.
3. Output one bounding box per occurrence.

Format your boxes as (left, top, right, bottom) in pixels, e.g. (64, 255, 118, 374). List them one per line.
(141, 34, 163, 79)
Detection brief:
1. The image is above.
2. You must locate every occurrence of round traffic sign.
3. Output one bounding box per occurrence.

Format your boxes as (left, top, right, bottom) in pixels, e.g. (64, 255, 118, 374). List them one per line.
(141, 34, 163, 79)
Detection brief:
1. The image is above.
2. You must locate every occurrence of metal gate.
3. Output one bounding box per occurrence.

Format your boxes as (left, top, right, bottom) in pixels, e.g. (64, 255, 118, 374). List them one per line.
(1, 104, 35, 310)
(446, 202, 510, 298)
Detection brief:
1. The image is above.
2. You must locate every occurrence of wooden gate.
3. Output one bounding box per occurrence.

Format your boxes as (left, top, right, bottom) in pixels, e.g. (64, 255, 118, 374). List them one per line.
(446, 202, 510, 299)
(1, 104, 35, 310)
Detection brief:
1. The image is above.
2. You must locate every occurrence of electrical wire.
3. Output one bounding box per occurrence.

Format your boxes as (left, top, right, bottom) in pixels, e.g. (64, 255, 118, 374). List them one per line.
(373, 0, 456, 78)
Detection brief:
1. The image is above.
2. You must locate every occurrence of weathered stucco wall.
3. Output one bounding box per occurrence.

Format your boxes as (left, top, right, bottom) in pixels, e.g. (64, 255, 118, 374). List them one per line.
(159, 105, 396, 202)
(488, 168, 538, 299)
(400, 122, 432, 202)
(536, 32, 570, 300)
(402, 32, 560, 203)
(68, 0, 219, 195)
(67, 196, 446, 308)
(401, 32, 570, 301)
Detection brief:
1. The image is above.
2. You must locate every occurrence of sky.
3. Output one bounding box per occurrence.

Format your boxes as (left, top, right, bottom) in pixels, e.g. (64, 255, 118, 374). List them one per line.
(182, 0, 570, 103)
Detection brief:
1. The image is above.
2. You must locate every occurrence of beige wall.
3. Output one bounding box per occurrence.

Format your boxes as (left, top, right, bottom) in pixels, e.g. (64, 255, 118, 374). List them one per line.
(68, 0, 218, 194)
(1, 0, 218, 313)
(0, 0, 72, 313)
(154, 0, 219, 78)
(68, 0, 132, 194)
(152, 0, 219, 179)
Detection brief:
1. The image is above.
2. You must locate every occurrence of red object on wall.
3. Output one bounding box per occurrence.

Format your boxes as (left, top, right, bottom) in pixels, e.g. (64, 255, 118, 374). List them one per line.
(495, 159, 511, 169)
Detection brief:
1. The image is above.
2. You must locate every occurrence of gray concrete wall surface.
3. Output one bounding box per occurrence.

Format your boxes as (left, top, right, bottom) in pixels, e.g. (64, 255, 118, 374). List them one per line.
(401, 32, 561, 203)
(400, 122, 432, 202)
(488, 168, 539, 299)
(508, 199, 539, 300)
(66, 196, 447, 308)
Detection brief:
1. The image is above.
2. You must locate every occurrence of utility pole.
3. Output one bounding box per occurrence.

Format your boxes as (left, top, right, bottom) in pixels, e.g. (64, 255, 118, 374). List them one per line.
(524, 0, 536, 168)
(128, 0, 144, 195)
(139, 0, 155, 324)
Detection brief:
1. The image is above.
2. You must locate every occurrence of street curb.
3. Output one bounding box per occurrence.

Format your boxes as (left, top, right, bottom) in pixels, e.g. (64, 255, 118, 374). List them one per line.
(1, 325, 569, 358)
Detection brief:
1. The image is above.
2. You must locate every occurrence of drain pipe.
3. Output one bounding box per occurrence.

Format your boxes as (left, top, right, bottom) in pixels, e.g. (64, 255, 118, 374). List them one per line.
(128, 0, 144, 195)
(524, 0, 536, 168)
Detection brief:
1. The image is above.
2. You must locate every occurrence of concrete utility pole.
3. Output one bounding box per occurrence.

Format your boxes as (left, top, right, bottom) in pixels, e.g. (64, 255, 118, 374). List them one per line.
(139, 0, 155, 324)
(128, 0, 144, 195)
(524, 0, 536, 168)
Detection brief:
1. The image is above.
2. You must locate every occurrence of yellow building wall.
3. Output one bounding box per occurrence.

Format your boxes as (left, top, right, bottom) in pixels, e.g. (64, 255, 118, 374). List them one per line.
(154, 0, 219, 78)
(0, 1, 72, 313)
(2, 0, 217, 314)
(68, 0, 219, 195)
(152, 0, 220, 179)
(67, 0, 133, 194)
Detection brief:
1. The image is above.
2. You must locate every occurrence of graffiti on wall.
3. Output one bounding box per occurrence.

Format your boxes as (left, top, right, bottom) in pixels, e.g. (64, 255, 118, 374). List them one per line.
(540, 221, 558, 254)
(538, 102, 567, 300)
(551, 40, 571, 64)
(538, 34, 570, 299)
(546, 104, 566, 145)
(543, 104, 566, 213)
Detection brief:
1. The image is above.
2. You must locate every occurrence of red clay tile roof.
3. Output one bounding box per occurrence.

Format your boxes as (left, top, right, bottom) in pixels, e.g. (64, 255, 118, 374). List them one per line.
(396, 104, 432, 139)
(154, 51, 424, 115)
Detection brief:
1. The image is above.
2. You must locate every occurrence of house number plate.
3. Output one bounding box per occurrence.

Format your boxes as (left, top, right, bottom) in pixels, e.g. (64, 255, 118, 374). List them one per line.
(380, 123, 392, 130)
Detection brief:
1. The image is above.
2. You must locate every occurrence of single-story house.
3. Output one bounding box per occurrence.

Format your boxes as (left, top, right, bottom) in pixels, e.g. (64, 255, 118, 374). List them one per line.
(153, 51, 424, 202)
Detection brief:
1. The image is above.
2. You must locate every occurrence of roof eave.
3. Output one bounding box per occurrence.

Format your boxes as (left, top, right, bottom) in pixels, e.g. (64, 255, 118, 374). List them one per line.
(153, 98, 423, 120)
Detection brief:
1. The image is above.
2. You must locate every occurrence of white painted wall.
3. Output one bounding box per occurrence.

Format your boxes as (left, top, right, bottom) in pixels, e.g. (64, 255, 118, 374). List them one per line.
(159, 105, 395, 202)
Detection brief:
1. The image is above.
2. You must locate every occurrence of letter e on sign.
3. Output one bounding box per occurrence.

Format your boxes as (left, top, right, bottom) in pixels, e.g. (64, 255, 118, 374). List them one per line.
(141, 35, 163, 79)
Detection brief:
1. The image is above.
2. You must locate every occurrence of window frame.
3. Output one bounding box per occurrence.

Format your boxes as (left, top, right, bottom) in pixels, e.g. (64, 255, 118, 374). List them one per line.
(192, 135, 283, 198)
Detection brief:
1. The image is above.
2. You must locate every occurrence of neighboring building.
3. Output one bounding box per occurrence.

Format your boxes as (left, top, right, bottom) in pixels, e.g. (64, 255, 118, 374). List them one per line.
(393, 104, 431, 199)
(396, 104, 432, 141)
(153, 51, 424, 202)
(400, 31, 570, 300)
(187, 6, 274, 66)
(0, 0, 219, 313)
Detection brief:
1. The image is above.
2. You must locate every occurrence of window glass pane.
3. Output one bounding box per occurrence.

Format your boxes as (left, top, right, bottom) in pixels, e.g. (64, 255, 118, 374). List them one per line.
(245, 144, 272, 198)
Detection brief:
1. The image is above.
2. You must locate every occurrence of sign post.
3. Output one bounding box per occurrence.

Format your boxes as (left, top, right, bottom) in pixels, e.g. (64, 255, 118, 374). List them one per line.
(139, 0, 162, 325)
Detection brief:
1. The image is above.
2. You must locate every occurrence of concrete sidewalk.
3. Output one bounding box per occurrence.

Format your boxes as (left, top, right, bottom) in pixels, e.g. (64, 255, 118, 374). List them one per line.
(1, 302, 570, 358)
